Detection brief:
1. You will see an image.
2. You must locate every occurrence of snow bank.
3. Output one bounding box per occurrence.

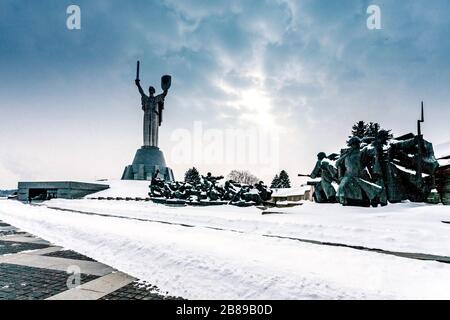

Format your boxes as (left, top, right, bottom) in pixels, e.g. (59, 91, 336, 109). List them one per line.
(45, 198, 450, 257)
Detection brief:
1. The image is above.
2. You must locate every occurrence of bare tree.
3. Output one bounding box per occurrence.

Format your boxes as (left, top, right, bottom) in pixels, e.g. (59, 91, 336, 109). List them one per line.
(227, 170, 260, 185)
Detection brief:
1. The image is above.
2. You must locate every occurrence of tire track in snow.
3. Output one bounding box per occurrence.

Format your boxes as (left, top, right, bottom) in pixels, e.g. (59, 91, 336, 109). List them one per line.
(42, 204, 450, 265)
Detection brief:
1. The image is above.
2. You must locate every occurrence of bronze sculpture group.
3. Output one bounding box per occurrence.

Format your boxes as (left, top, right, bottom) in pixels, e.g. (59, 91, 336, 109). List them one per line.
(149, 171, 273, 207)
(305, 106, 440, 207)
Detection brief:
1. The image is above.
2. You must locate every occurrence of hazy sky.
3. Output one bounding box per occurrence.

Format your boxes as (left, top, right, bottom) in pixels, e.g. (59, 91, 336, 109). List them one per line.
(1, 0, 449, 189)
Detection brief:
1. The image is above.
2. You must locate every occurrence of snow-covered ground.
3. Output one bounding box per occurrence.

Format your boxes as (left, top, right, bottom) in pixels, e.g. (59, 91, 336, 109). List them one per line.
(79, 180, 450, 255)
(86, 180, 152, 198)
(40, 199, 450, 256)
(1, 194, 450, 299)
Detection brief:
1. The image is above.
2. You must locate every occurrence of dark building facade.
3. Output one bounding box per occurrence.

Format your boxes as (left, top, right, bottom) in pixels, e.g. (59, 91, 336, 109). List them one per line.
(17, 181, 109, 202)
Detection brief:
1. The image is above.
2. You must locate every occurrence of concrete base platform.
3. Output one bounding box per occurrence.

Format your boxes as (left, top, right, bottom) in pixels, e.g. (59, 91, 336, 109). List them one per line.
(121, 146, 174, 181)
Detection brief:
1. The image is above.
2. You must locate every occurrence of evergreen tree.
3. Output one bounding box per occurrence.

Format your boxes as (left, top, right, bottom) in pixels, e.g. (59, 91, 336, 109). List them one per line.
(350, 121, 393, 141)
(278, 170, 291, 188)
(270, 174, 280, 188)
(366, 122, 381, 137)
(184, 167, 201, 185)
(366, 122, 393, 140)
(350, 121, 368, 138)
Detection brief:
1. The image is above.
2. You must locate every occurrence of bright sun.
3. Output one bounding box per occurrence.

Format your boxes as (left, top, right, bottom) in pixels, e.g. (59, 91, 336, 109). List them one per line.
(217, 79, 278, 131)
(239, 88, 275, 128)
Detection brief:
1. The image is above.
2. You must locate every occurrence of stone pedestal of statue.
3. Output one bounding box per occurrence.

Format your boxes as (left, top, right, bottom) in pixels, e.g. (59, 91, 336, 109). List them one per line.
(121, 146, 174, 181)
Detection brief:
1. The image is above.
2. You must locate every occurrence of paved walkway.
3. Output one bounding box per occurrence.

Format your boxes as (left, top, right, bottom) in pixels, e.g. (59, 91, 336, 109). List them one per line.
(0, 220, 182, 300)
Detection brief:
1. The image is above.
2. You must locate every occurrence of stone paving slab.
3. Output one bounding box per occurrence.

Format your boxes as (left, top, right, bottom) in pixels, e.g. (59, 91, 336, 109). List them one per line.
(0, 240, 50, 255)
(26, 246, 63, 256)
(44, 250, 97, 262)
(0, 263, 99, 300)
(0, 252, 114, 276)
(0, 234, 50, 245)
(99, 280, 183, 300)
(47, 272, 136, 300)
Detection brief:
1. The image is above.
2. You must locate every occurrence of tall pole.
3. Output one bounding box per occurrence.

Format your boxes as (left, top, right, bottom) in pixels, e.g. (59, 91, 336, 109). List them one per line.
(416, 101, 424, 183)
(136, 60, 140, 81)
(417, 101, 424, 136)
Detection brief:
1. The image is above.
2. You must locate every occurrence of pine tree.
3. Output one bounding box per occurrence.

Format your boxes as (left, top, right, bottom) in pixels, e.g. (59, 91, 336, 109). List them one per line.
(278, 170, 291, 188)
(350, 121, 368, 138)
(270, 174, 280, 188)
(350, 121, 393, 141)
(184, 167, 201, 185)
(366, 122, 381, 137)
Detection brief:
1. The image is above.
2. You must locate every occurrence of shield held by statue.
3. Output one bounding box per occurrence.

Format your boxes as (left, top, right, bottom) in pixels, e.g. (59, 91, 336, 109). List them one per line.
(161, 75, 172, 91)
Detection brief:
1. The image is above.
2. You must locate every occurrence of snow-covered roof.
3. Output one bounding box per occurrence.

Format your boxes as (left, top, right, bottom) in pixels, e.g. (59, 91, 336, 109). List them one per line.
(272, 186, 311, 197)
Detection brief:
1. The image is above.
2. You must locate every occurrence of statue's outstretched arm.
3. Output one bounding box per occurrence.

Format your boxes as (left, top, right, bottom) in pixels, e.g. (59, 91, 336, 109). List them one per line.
(135, 79, 145, 96)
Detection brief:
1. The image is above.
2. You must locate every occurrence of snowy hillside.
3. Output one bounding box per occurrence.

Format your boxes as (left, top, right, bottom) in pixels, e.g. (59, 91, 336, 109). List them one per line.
(87, 180, 151, 198)
(435, 141, 450, 158)
(435, 141, 450, 165)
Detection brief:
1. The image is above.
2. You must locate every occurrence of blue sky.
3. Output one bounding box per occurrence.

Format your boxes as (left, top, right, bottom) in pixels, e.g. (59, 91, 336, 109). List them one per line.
(0, 0, 449, 188)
